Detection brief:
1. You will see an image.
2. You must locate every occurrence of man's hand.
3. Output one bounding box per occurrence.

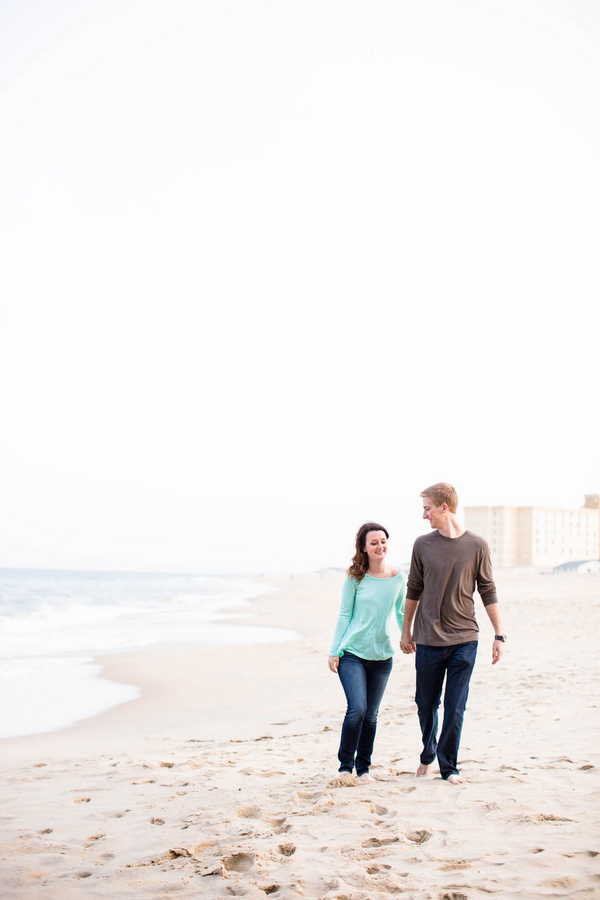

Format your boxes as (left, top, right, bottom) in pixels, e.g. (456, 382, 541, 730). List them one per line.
(491, 640, 504, 665)
(400, 631, 416, 654)
(328, 655, 340, 673)
(400, 598, 419, 654)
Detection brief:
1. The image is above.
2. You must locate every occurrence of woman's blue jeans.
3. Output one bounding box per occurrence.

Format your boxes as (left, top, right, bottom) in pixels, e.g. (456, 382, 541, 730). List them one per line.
(415, 641, 478, 780)
(337, 652, 393, 775)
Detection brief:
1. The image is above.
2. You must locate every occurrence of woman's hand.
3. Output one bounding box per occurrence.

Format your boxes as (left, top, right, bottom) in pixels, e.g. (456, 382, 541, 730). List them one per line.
(328, 655, 340, 673)
(400, 630, 416, 654)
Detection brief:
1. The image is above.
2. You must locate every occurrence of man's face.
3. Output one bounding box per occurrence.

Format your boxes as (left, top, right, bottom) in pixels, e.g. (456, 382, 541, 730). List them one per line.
(422, 496, 447, 529)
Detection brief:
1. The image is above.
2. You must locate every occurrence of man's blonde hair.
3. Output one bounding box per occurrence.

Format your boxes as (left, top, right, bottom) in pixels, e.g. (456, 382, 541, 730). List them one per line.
(420, 482, 458, 513)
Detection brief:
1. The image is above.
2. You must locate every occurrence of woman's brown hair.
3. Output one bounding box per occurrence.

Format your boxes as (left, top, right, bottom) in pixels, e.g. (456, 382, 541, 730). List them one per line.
(346, 522, 389, 583)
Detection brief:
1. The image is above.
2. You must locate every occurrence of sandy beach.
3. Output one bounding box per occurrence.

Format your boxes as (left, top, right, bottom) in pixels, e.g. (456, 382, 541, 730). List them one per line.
(1, 570, 599, 899)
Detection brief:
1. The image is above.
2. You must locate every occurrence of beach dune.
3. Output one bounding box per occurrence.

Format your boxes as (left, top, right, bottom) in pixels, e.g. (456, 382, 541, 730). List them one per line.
(0, 571, 599, 899)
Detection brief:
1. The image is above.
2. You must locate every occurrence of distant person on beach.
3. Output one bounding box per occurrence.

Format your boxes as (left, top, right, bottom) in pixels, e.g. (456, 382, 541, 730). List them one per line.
(328, 522, 406, 784)
(400, 483, 505, 785)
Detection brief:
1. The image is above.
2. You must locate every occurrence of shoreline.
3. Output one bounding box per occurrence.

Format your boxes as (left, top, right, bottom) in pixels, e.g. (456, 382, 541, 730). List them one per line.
(0, 574, 334, 758)
(1, 571, 599, 898)
(0, 575, 299, 744)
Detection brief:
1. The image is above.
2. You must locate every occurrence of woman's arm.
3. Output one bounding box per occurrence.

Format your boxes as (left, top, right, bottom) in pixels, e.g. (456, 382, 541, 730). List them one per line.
(328, 577, 356, 664)
(394, 572, 407, 632)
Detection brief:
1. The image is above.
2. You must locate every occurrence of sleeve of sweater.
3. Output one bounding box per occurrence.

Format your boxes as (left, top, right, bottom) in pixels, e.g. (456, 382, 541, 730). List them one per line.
(406, 542, 424, 602)
(394, 572, 407, 631)
(477, 541, 498, 606)
(329, 576, 356, 656)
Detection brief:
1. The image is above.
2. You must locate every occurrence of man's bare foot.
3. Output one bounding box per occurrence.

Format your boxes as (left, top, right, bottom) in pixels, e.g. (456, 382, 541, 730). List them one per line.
(358, 772, 376, 783)
(416, 763, 433, 777)
(446, 773, 466, 785)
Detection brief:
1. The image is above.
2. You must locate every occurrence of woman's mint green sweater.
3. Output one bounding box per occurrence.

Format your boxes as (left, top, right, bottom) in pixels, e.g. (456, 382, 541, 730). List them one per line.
(329, 572, 406, 660)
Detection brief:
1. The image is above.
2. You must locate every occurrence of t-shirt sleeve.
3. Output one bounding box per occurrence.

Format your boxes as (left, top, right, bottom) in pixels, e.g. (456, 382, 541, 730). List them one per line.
(394, 572, 406, 631)
(329, 576, 357, 656)
(477, 541, 498, 606)
(406, 542, 424, 602)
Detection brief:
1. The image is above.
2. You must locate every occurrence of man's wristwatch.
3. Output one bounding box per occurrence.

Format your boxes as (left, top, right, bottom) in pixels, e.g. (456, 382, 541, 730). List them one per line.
(494, 634, 507, 642)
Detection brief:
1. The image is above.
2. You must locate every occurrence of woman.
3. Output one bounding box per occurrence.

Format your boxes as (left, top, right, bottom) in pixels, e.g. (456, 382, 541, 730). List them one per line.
(328, 522, 406, 783)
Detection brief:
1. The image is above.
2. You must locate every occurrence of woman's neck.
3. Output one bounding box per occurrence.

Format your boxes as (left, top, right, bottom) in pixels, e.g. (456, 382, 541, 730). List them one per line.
(367, 559, 388, 577)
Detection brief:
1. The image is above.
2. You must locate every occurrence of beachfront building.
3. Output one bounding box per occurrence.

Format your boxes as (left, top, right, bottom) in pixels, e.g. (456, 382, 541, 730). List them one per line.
(464, 495, 600, 568)
(554, 559, 600, 575)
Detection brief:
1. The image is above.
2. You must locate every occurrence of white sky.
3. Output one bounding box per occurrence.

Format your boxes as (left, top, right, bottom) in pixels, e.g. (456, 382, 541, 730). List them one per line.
(0, 0, 598, 574)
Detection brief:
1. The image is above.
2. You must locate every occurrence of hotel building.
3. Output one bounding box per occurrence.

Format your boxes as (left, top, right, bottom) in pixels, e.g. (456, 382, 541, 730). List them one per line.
(464, 494, 600, 568)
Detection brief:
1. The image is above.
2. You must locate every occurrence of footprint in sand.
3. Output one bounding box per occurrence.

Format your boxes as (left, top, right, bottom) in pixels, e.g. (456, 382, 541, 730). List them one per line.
(406, 829, 432, 843)
(222, 852, 256, 872)
(277, 842, 296, 857)
(149, 817, 165, 825)
(296, 790, 324, 801)
(381, 873, 409, 892)
(438, 859, 472, 871)
(521, 813, 573, 824)
(168, 848, 192, 859)
(540, 878, 578, 890)
(362, 836, 400, 848)
(370, 804, 390, 816)
(236, 805, 262, 819)
(266, 816, 291, 834)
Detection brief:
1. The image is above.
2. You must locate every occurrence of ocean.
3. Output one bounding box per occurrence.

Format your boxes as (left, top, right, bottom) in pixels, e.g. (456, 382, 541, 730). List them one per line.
(0, 568, 298, 740)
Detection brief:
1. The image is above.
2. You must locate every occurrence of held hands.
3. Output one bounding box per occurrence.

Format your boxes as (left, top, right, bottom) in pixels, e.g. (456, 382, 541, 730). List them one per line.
(328, 656, 340, 673)
(400, 631, 416, 654)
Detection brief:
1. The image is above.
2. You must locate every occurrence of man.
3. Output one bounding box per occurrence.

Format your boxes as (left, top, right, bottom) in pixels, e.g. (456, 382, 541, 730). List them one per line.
(400, 483, 505, 785)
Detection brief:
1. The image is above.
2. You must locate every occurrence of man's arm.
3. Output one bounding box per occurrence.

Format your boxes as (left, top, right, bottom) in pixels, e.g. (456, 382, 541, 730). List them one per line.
(476, 540, 504, 664)
(400, 598, 419, 654)
(401, 541, 423, 655)
(483, 601, 505, 665)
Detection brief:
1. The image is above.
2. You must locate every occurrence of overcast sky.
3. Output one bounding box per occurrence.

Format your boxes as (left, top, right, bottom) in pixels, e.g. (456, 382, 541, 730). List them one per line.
(1, 0, 598, 574)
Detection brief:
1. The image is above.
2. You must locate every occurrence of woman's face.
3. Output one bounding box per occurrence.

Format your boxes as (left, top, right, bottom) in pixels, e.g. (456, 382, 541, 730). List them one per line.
(363, 530, 388, 565)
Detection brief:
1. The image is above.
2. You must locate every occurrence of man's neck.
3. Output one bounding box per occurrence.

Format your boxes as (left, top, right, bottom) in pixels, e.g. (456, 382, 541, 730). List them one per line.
(438, 513, 466, 539)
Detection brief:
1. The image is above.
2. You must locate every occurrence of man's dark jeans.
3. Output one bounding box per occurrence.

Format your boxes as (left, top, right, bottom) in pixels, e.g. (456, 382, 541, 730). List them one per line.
(415, 641, 478, 779)
(337, 652, 393, 775)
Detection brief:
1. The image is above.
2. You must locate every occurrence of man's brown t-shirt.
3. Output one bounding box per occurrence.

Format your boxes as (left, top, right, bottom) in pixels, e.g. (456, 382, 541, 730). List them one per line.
(406, 530, 498, 646)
